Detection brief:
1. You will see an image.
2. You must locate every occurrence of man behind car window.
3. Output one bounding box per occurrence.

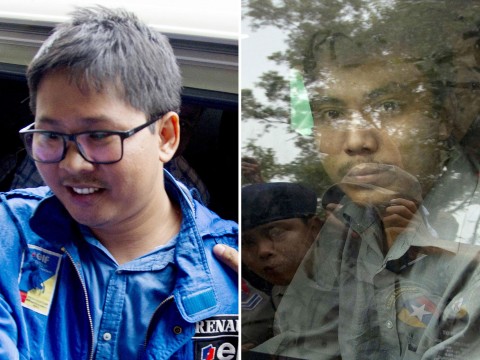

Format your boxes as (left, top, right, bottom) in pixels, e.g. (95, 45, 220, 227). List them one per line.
(252, 1, 480, 359)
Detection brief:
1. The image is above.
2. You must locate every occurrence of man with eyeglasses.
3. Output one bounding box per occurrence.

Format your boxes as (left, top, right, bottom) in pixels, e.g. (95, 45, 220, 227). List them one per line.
(0, 6, 238, 359)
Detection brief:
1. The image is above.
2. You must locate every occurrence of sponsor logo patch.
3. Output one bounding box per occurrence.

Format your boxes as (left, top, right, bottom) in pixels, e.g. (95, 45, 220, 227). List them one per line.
(194, 315, 238, 360)
(18, 245, 62, 316)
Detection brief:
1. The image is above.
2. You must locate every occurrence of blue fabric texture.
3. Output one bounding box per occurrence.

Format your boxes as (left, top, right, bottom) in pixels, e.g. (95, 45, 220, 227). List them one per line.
(0, 170, 238, 360)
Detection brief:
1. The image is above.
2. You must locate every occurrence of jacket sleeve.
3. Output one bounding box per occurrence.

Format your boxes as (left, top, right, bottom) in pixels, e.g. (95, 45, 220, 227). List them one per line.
(0, 194, 31, 360)
(0, 295, 20, 360)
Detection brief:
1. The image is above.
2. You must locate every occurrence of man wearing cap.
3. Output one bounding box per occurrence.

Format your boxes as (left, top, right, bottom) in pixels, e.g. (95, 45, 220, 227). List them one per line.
(241, 182, 323, 352)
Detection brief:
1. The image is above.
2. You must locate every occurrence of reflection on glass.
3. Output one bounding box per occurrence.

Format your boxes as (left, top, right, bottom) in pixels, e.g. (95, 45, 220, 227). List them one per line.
(241, 1, 480, 359)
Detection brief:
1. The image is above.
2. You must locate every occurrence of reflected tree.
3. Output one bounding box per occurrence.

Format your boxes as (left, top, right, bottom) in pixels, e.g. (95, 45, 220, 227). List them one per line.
(242, 0, 480, 199)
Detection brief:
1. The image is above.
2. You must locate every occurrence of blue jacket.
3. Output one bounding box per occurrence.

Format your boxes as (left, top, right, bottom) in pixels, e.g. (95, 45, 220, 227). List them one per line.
(0, 173, 238, 360)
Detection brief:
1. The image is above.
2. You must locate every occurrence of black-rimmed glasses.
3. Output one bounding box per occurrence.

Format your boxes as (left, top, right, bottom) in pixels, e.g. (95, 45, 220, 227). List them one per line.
(19, 117, 161, 164)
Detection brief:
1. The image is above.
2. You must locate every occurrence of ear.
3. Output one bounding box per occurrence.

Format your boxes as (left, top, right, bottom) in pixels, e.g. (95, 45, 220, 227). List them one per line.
(307, 215, 324, 241)
(157, 111, 180, 163)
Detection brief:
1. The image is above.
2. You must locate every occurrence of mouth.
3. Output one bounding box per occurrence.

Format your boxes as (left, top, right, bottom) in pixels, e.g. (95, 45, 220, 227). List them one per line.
(71, 187, 101, 195)
(62, 182, 105, 198)
(345, 163, 395, 176)
(342, 163, 397, 186)
(263, 264, 280, 274)
(339, 163, 423, 203)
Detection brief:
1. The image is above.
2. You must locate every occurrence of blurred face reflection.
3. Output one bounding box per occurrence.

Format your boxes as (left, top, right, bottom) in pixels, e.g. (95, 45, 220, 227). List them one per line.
(242, 217, 320, 286)
(310, 61, 450, 205)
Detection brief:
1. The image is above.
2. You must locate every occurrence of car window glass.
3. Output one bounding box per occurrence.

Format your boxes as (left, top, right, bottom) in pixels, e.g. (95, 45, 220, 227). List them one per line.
(241, 1, 480, 358)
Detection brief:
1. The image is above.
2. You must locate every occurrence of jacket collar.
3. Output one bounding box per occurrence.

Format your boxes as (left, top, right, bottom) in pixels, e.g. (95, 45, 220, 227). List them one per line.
(29, 170, 223, 322)
(164, 170, 222, 322)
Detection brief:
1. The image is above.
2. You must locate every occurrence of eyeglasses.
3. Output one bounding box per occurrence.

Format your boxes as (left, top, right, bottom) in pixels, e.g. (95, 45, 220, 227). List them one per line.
(19, 117, 160, 164)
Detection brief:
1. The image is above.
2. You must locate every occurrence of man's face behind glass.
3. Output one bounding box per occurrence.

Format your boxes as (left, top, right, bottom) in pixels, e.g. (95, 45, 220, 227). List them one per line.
(309, 60, 450, 205)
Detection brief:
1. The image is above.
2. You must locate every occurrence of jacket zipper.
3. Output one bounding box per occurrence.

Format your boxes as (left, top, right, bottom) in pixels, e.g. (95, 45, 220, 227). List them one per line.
(142, 295, 174, 351)
(62, 247, 95, 360)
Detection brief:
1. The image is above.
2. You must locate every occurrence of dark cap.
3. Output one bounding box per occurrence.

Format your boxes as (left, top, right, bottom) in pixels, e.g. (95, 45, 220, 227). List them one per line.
(242, 182, 318, 231)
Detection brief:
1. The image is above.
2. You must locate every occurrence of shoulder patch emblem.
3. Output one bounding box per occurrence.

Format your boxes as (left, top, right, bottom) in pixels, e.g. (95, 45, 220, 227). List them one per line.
(242, 293, 263, 311)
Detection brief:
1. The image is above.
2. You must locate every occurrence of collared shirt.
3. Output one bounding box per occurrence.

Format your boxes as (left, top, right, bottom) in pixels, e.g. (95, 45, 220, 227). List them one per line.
(257, 197, 480, 360)
(79, 227, 177, 359)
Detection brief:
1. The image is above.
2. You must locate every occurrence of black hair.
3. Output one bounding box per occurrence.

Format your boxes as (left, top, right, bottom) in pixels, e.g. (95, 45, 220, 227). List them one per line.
(27, 6, 182, 120)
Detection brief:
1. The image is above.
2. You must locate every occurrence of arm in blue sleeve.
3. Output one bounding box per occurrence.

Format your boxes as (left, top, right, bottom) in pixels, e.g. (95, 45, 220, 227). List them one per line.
(0, 294, 20, 360)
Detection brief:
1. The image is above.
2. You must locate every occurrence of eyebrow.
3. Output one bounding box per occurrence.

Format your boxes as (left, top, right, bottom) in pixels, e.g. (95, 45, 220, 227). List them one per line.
(366, 81, 419, 100)
(36, 115, 118, 130)
(309, 80, 425, 109)
(309, 95, 346, 108)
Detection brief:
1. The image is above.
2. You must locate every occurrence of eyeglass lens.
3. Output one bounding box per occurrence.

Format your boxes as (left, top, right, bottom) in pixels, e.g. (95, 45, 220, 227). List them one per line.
(26, 132, 123, 163)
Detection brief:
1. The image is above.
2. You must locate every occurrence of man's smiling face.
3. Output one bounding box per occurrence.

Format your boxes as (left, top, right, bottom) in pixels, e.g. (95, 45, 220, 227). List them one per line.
(34, 70, 166, 232)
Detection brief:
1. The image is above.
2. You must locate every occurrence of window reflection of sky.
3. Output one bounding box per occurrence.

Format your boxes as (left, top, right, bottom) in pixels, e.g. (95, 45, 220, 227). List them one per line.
(241, 17, 302, 168)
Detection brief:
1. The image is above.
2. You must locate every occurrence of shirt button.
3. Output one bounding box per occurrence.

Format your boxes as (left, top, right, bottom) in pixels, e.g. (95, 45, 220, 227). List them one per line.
(103, 332, 112, 341)
(173, 326, 182, 335)
(386, 320, 394, 329)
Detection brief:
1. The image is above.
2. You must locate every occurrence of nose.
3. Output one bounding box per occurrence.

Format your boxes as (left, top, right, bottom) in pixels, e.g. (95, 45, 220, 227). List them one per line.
(342, 112, 380, 156)
(59, 142, 95, 173)
(256, 238, 274, 259)
(343, 128, 379, 155)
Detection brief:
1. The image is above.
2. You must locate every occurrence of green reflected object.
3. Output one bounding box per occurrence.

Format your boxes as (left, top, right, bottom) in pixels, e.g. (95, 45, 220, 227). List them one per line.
(290, 69, 313, 136)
